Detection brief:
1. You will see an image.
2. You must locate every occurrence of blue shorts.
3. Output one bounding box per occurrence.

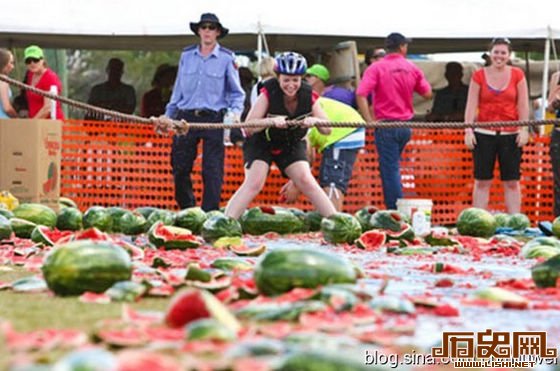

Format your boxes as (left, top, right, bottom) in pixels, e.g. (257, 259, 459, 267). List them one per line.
(319, 146, 359, 194)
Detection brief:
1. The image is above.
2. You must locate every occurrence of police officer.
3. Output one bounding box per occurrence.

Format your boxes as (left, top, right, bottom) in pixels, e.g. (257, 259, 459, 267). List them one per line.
(157, 13, 245, 211)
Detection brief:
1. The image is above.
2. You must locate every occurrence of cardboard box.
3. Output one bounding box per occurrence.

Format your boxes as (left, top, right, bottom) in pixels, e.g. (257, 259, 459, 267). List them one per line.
(0, 119, 61, 210)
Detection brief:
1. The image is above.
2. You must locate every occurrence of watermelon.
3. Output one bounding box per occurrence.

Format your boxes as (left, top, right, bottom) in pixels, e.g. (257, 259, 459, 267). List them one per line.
(456, 207, 496, 238)
(494, 213, 510, 228)
(56, 207, 83, 231)
(165, 288, 241, 331)
(30, 225, 73, 246)
(186, 318, 236, 341)
(58, 197, 79, 209)
(211, 257, 253, 271)
(304, 211, 323, 232)
(356, 230, 386, 250)
(474, 287, 528, 306)
(354, 205, 378, 231)
(0, 216, 12, 240)
(42, 240, 132, 296)
(320, 212, 362, 244)
(175, 207, 207, 234)
(13, 203, 57, 228)
(507, 213, 530, 231)
(106, 207, 128, 232)
(52, 349, 117, 371)
(134, 206, 158, 220)
(229, 243, 267, 257)
(278, 351, 369, 371)
(531, 254, 560, 288)
(241, 206, 304, 235)
(118, 211, 147, 235)
(10, 217, 37, 238)
(201, 214, 242, 243)
(83, 206, 113, 232)
(0, 209, 14, 220)
(148, 222, 201, 249)
(146, 209, 176, 227)
(369, 210, 403, 232)
(254, 247, 357, 296)
(521, 237, 560, 259)
(288, 208, 309, 232)
(424, 230, 459, 246)
(386, 224, 415, 243)
(552, 216, 560, 238)
(105, 281, 147, 302)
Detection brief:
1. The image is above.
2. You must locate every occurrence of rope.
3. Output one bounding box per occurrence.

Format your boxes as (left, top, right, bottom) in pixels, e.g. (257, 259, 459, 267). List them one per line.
(2, 73, 559, 132)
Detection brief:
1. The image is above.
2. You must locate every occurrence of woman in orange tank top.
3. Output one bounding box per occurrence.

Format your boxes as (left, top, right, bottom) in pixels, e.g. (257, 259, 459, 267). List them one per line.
(464, 38, 529, 214)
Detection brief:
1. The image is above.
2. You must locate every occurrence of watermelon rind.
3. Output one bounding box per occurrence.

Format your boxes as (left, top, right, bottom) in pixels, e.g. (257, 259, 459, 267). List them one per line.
(356, 230, 386, 249)
(56, 207, 83, 231)
(201, 214, 242, 243)
(118, 211, 147, 236)
(10, 217, 37, 238)
(42, 239, 132, 296)
(186, 318, 236, 341)
(507, 213, 530, 231)
(531, 255, 560, 288)
(241, 206, 305, 235)
(175, 207, 207, 234)
(82, 206, 113, 232)
(148, 222, 201, 249)
(13, 203, 57, 228)
(553, 217, 560, 239)
(320, 212, 362, 244)
(456, 207, 496, 238)
(254, 247, 357, 296)
(0, 216, 12, 240)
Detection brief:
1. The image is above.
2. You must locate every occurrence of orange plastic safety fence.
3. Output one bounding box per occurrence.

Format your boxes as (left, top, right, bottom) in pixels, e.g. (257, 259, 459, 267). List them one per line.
(61, 120, 554, 224)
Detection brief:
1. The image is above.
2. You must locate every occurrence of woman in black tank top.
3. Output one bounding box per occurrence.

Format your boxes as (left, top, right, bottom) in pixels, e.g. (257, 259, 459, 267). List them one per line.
(224, 52, 336, 220)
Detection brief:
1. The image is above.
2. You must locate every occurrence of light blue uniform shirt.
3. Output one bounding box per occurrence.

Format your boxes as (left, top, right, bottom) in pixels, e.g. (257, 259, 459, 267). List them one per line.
(165, 43, 246, 118)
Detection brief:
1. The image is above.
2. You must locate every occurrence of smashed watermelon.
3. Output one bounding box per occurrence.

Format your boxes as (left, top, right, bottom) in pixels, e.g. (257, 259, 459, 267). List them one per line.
(356, 230, 386, 250)
(148, 222, 201, 250)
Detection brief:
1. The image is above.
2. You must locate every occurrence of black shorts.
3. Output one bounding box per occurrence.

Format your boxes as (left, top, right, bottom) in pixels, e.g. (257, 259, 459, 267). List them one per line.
(243, 134, 308, 177)
(319, 146, 359, 194)
(473, 131, 521, 181)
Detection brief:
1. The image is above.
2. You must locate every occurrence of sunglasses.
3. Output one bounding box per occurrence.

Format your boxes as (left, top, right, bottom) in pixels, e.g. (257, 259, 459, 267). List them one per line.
(199, 23, 218, 31)
(491, 37, 511, 45)
(25, 57, 41, 65)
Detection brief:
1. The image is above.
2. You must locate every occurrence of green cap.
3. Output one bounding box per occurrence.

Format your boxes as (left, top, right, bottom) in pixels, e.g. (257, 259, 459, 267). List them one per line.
(24, 45, 44, 60)
(306, 64, 330, 83)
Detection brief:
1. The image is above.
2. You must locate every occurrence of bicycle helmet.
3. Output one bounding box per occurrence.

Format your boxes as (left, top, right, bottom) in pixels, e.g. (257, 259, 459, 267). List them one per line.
(274, 52, 307, 75)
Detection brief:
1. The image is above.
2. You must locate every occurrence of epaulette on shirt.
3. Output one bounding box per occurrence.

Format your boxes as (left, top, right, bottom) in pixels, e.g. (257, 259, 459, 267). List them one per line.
(183, 45, 197, 52)
(219, 47, 234, 57)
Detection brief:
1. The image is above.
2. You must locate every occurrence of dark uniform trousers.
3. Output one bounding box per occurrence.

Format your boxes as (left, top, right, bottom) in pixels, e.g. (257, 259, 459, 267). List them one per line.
(171, 109, 225, 211)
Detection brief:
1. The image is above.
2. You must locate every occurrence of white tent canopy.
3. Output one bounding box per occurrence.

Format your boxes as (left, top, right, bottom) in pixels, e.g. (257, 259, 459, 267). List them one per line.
(3, 0, 560, 53)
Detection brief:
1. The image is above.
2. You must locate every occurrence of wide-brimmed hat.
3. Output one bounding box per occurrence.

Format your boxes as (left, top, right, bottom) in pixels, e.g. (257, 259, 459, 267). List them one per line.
(189, 13, 229, 39)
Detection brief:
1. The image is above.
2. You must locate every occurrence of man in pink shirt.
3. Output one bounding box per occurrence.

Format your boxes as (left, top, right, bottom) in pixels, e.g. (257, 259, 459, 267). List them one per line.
(356, 32, 432, 209)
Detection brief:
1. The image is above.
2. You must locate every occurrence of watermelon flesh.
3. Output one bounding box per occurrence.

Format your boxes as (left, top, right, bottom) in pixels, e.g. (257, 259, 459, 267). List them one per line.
(165, 288, 241, 332)
(149, 222, 201, 250)
(356, 230, 386, 250)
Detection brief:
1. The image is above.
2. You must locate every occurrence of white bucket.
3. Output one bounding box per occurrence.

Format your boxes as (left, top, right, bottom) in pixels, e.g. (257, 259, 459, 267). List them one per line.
(396, 198, 433, 236)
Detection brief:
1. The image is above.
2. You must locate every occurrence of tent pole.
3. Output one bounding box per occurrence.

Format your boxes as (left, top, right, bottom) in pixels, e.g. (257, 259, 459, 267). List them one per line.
(541, 36, 551, 134)
(257, 21, 263, 71)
